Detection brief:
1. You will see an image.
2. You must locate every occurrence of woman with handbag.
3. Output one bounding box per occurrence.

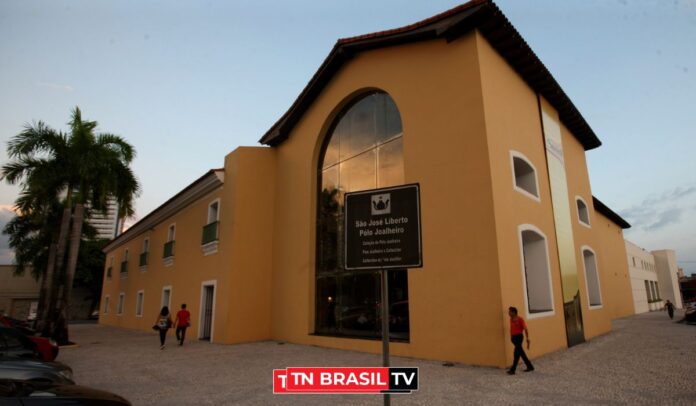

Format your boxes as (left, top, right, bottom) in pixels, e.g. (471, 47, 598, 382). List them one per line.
(154, 306, 173, 349)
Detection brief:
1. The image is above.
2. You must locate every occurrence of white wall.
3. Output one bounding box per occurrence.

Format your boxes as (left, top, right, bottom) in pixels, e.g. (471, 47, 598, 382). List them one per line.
(652, 250, 684, 309)
(625, 240, 660, 314)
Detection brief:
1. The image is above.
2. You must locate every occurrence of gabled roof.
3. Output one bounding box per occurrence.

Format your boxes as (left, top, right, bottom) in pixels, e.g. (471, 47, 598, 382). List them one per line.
(103, 169, 224, 253)
(593, 196, 631, 229)
(259, 0, 601, 151)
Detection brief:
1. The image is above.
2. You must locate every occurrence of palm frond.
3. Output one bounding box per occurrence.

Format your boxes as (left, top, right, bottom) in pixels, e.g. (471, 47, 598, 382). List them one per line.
(6, 121, 64, 159)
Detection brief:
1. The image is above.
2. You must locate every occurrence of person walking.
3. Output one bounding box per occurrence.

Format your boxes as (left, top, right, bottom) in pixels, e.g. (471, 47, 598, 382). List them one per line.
(507, 306, 534, 375)
(173, 303, 191, 346)
(154, 306, 173, 349)
(664, 300, 675, 320)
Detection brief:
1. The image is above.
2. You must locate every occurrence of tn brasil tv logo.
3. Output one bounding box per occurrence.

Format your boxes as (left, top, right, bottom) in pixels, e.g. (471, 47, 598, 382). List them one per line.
(273, 367, 418, 394)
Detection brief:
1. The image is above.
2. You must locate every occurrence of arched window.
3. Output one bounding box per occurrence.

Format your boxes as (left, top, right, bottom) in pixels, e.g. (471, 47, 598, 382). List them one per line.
(511, 152, 540, 201)
(576, 197, 590, 227)
(316, 92, 409, 340)
(518, 225, 554, 316)
(582, 247, 602, 308)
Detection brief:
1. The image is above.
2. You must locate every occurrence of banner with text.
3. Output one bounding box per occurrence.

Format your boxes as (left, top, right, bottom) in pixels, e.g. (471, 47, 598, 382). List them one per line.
(273, 367, 419, 394)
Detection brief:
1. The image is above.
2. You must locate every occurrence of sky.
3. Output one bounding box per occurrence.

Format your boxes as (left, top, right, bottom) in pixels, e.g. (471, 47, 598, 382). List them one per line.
(1, 0, 695, 274)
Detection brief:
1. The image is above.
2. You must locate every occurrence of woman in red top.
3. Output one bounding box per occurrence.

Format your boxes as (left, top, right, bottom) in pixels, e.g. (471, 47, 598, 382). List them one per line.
(507, 306, 534, 375)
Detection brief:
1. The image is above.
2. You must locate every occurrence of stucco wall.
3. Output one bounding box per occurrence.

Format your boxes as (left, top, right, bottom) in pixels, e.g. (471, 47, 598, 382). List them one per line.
(269, 31, 507, 366)
(100, 183, 232, 343)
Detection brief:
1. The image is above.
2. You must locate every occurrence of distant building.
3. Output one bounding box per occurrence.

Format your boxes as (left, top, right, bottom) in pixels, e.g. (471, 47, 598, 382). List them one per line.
(0, 265, 39, 320)
(625, 241, 662, 313)
(651, 250, 683, 309)
(87, 198, 124, 240)
(0, 265, 94, 321)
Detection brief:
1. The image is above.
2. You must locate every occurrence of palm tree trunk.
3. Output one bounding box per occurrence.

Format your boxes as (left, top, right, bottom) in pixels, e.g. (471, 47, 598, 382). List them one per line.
(54, 203, 85, 344)
(33, 243, 54, 330)
(40, 207, 71, 336)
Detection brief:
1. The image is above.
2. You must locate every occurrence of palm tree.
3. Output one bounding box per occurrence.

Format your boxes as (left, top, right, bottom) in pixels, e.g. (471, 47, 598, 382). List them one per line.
(3, 199, 98, 328)
(2, 107, 140, 342)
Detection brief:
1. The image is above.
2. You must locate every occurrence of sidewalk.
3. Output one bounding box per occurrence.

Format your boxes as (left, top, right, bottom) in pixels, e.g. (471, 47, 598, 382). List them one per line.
(60, 311, 695, 405)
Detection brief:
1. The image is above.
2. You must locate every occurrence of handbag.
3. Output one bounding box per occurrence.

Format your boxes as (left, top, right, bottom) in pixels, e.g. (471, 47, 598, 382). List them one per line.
(152, 325, 159, 331)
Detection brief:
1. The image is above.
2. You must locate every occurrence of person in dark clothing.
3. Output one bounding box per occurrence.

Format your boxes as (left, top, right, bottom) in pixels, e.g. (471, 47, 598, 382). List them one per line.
(664, 300, 675, 320)
(507, 306, 534, 375)
(155, 306, 173, 349)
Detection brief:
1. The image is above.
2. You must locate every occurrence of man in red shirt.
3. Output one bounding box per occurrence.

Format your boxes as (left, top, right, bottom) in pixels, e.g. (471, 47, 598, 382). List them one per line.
(507, 306, 534, 375)
(174, 304, 191, 346)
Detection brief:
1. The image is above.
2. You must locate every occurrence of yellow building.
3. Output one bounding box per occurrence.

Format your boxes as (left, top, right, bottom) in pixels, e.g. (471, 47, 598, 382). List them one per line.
(100, 0, 635, 367)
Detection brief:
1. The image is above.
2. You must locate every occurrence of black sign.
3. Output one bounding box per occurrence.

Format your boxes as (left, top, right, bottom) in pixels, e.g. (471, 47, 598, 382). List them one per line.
(344, 184, 422, 270)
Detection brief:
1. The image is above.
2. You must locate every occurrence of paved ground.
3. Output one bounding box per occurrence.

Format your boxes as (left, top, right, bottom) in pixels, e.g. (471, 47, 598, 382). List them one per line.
(59, 311, 695, 405)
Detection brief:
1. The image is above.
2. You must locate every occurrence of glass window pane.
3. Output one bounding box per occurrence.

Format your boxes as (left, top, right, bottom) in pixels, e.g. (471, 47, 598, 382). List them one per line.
(378, 138, 404, 188)
(318, 167, 341, 273)
(316, 92, 407, 341)
(337, 272, 379, 337)
(316, 276, 338, 333)
(209, 202, 219, 223)
(384, 94, 403, 140)
(323, 121, 341, 169)
(387, 270, 410, 340)
(340, 150, 376, 193)
(340, 96, 376, 161)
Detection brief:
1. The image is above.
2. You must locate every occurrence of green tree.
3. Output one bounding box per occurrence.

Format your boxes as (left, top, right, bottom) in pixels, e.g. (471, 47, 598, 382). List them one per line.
(1, 107, 139, 343)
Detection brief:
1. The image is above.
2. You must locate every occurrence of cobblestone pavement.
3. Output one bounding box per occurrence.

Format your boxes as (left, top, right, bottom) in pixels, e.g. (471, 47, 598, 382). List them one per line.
(59, 311, 695, 405)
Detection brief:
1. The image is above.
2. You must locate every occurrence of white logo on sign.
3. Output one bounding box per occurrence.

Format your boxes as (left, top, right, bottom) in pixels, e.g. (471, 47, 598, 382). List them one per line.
(371, 193, 391, 215)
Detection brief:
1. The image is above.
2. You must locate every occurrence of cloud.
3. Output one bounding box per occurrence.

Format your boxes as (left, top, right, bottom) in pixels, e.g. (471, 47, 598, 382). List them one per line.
(644, 208, 683, 231)
(0, 207, 15, 265)
(620, 185, 696, 232)
(36, 82, 74, 92)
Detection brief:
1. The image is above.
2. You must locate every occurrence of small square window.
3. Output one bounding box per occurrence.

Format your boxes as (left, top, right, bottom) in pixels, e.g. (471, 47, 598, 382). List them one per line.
(576, 197, 591, 227)
(511, 152, 539, 201)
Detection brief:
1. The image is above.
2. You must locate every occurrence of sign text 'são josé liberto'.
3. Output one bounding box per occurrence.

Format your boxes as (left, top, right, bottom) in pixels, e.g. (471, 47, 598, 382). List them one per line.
(344, 184, 422, 270)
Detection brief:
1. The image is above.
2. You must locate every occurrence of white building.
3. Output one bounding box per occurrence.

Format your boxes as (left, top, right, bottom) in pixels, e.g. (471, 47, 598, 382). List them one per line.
(87, 198, 123, 240)
(652, 250, 684, 309)
(625, 240, 662, 313)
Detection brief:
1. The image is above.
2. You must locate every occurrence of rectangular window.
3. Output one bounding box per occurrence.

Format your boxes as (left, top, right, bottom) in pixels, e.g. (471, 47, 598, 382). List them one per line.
(208, 200, 220, 224)
(582, 248, 602, 307)
(164, 224, 176, 259)
(104, 296, 110, 314)
(520, 228, 554, 315)
(140, 238, 150, 267)
(107, 256, 114, 279)
(135, 290, 144, 317)
(117, 293, 125, 315)
(162, 287, 172, 309)
(201, 199, 220, 246)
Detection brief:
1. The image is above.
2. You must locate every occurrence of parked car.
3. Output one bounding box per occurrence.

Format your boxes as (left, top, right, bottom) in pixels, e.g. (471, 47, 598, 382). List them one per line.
(0, 379, 130, 405)
(0, 358, 73, 384)
(685, 302, 696, 323)
(0, 327, 38, 359)
(0, 316, 31, 330)
(0, 319, 59, 361)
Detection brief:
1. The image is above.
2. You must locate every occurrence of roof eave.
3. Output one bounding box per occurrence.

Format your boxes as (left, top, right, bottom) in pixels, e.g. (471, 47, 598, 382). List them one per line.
(259, 0, 601, 151)
(102, 169, 224, 253)
(593, 196, 631, 229)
